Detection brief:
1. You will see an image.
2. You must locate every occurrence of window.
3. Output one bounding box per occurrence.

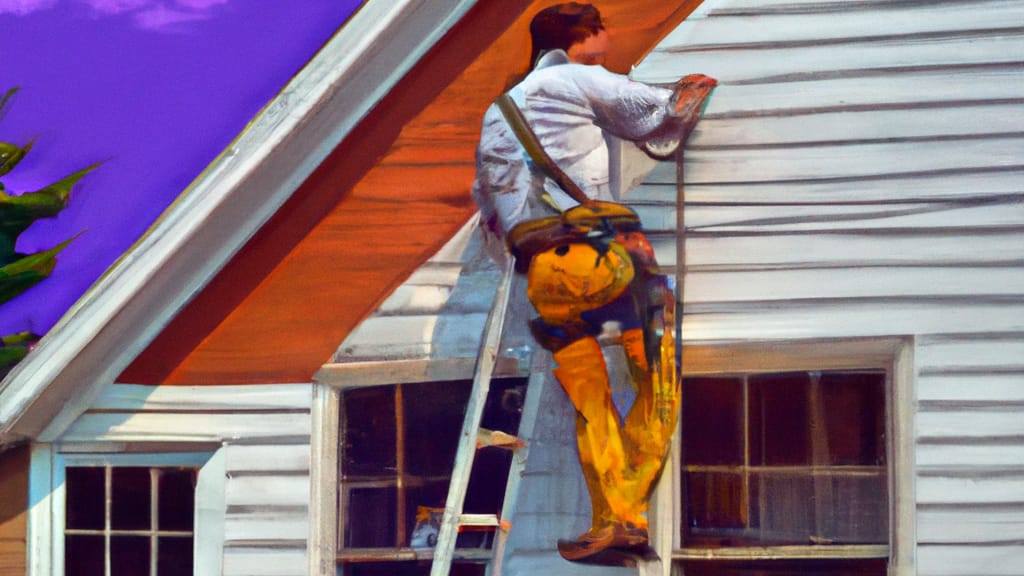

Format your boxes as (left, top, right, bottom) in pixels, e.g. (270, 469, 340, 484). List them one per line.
(30, 449, 225, 576)
(337, 377, 527, 576)
(677, 366, 893, 575)
(64, 466, 197, 576)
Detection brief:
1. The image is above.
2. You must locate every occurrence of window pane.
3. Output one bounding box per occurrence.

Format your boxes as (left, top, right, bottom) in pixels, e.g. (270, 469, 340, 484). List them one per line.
(110, 535, 150, 576)
(66, 467, 105, 531)
(345, 487, 397, 548)
(463, 377, 526, 519)
(747, 473, 816, 544)
(343, 386, 397, 478)
(684, 377, 743, 466)
(827, 469, 892, 541)
(479, 378, 528, 434)
(678, 558, 887, 576)
(344, 562, 429, 576)
(157, 536, 194, 576)
(405, 480, 451, 547)
(343, 562, 485, 576)
(65, 534, 104, 576)
(463, 450, 512, 515)
(403, 380, 471, 477)
(685, 471, 746, 539)
(158, 468, 197, 531)
(748, 471, 888, 545)
(819, 372, 886, 466)
(110, 468, 151, 530)
(749, 373, 811, 466)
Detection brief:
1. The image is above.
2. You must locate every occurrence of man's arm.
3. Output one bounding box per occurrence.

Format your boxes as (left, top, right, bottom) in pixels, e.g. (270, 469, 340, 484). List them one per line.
(580, 66, 717, 159)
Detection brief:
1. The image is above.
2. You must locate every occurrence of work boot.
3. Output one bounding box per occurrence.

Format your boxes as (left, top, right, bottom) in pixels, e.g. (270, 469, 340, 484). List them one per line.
(557, 523, 650, 562)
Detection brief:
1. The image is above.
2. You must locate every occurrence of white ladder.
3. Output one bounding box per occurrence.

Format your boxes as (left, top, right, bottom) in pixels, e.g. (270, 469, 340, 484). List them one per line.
(430, 258, 516, 576)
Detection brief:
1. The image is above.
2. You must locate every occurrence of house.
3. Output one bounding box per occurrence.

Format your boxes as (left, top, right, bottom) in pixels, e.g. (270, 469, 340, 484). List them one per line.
(1, 0, 1022, 575)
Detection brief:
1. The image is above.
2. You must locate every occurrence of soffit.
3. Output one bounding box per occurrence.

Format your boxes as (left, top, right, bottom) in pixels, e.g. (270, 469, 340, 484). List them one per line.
(122, 0, 705, 385)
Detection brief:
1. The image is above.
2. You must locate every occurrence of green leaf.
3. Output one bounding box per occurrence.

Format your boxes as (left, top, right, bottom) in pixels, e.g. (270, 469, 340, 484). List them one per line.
(0, 235, 77, 305)
(0, 87, 17, 122)
(1, 331, 39, 346)
(0, 163, 98, 238)
(0, 344, 30, 368)
(0, 331, 40, 374)
(0, 268, 48, 305)
(0, 139, 33, 177)
(0, 239, 15, 265)
(31, 161, 98, 204)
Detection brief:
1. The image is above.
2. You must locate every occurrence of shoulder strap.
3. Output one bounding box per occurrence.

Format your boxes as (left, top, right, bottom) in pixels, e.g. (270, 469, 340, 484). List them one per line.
(495, 93, 590, 206)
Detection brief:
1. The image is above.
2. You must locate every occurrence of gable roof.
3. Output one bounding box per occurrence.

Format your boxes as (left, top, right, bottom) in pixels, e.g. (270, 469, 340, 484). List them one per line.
(0, 0, 704, 444)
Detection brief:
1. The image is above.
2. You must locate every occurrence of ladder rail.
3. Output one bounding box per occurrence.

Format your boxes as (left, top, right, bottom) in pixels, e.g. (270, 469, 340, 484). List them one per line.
(431, 257, 516, 576)
(488, 347, 549, 576)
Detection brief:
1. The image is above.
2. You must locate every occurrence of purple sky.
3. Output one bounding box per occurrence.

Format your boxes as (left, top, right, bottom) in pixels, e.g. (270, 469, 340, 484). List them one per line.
(0, 0, 363, 337)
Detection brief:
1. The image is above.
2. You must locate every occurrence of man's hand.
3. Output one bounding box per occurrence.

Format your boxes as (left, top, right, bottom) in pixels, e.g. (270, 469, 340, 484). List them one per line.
(671, 73, 718, 122)
(643, 74, 718, 160)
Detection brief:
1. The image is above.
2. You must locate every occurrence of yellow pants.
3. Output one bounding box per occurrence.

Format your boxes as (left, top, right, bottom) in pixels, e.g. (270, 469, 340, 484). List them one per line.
(527, 238, 679, 533)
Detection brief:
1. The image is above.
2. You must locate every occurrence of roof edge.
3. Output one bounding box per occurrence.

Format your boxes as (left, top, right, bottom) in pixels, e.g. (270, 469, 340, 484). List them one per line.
(0, 0, 481, 445)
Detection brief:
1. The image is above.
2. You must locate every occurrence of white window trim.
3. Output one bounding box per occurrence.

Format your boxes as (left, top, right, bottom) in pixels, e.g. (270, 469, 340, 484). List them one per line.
(664, 337, 916, 576)
(309, 381, 339, 576)
(28, 445, 226, 576)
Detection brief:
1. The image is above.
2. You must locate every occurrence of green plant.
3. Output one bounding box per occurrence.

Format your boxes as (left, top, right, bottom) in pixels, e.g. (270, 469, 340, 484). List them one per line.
(0, 87, 96, 376)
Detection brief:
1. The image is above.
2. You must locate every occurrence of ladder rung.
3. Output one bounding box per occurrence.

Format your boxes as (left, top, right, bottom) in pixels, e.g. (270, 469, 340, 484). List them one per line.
(476, 428, 525, 450)
(458, 513, 501, 528)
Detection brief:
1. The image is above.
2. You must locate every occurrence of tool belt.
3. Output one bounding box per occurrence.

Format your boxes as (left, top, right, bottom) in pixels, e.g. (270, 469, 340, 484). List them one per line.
(506, 200, 642, 274)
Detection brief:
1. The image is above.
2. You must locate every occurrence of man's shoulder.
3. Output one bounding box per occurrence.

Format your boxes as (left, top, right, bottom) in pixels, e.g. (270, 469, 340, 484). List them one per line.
(524, 61, 626, 90)
(481, 101, 508, 128)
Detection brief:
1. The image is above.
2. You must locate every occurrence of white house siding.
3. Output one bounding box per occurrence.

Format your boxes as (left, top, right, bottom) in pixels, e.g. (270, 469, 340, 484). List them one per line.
(629, 0, 1024, 575)
(331, 214, 537, 376)
(60, 383, 313, 576)
(332, 215, 498, 364)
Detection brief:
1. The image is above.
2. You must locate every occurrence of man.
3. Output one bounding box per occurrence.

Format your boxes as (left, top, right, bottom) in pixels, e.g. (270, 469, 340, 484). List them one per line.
(471, 2, 715, 563)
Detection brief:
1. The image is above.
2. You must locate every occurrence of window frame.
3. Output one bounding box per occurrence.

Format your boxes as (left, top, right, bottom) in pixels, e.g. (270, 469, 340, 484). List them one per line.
(665, 337, 916, 575)
(29, 446, 226, 576)
(319, 358, 530, 572)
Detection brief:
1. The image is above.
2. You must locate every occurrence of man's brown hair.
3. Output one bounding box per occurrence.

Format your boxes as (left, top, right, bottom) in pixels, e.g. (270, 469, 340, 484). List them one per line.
(528, 3, 604, 69)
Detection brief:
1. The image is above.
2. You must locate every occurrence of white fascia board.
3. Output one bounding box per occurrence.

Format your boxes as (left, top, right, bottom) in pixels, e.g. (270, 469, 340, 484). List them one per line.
(0, 0, 480, 445)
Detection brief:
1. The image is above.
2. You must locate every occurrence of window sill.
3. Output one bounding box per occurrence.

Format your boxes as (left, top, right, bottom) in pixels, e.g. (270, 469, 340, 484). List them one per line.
(337, 547, 493, 563)
(674, 544, 889, 561)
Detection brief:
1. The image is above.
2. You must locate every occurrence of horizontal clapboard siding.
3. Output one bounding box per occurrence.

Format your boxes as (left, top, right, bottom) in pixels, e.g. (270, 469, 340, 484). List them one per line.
(223, 547, 307, 576)
(641, 165, 1024, 203)
(224, 440, 310, 575)
(331, 212, 518, 365)
(682, 138, 1021, 186)
(632, 1, 1023, 574)
(914, 333, 1024, 572)
(61, 383, 312, 575)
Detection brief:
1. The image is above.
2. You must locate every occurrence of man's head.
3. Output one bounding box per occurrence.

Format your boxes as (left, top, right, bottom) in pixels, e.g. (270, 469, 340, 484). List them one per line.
(529, 3, 610, 68)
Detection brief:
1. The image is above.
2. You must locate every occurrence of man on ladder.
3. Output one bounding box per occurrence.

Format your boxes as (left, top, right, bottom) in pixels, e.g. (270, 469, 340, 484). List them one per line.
(471, 2, 716, 565)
